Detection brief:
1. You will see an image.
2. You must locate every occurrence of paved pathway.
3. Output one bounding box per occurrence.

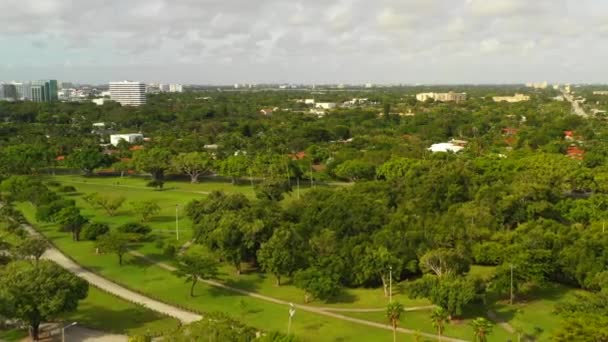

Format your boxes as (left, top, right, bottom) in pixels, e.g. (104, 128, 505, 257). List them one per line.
(22, 225, 202, 324)
(129, 251, 466, 342)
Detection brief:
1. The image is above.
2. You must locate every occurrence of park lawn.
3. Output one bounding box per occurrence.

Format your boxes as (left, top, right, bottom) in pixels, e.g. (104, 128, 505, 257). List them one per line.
(344, 307, 516, 342)
(215, 262, 430, 309)
(490, 283, 583, 341)
(0, 329, 28, 341)
(47, 175, 427, 309)
(59, 286, 180, 337)
(16, 202, 432, 342)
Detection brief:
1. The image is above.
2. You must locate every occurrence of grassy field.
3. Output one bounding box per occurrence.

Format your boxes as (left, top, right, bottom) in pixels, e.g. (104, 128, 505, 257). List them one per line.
(11, 174, 576, 341)
(59, 286, 180, 337)
(17, 202, 425, 342)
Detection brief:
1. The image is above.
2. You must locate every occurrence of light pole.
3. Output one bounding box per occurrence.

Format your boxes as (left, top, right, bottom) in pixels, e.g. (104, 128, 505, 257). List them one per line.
(175, 204, 180, 241)
(62, 322, 77, 342)
(389, 265, 393, 303)
(287, 303, 296, 334)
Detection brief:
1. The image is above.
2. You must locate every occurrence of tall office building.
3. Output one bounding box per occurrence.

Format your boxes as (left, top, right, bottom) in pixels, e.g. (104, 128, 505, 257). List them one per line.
(31, 80, 58, 102)
(109, 81, 146, 106)
(0, 83, 18, 101)
(13, 82, 32, 100)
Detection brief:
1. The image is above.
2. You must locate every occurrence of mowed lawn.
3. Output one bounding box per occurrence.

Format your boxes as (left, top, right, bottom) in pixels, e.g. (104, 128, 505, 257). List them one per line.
(16, 202, 421, 342)
(60, 286, 180, 337)
(16, 175, 574, 341)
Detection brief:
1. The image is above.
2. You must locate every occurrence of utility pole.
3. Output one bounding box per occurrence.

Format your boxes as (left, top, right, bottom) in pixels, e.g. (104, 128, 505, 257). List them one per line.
(175, 204, 180, 241)
(510, 263, 514, 305)
(389, 266, 393, 303)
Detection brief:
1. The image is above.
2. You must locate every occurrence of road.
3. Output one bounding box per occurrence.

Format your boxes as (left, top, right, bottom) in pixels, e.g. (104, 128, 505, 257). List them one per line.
(562, 91, 588, 118)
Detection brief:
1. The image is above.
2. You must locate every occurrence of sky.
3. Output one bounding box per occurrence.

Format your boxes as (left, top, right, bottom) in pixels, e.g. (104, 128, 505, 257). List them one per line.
(1, 0, 607, 85)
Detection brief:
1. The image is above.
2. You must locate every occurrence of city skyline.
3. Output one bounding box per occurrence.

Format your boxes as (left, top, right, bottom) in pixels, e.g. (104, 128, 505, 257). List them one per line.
(1, 0, 608, 84)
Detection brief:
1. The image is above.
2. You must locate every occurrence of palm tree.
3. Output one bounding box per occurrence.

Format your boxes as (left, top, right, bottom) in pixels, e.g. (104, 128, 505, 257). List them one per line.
(386, 301, 404, 342)
(470, 317, 494, 342)
(430, 307, 449, 341)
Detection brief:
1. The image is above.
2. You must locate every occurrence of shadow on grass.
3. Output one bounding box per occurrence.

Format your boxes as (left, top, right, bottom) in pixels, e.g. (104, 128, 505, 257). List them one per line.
(325, 289, 358, 304)
(149, 216, 175, 224)
(60, 304, 172, 334)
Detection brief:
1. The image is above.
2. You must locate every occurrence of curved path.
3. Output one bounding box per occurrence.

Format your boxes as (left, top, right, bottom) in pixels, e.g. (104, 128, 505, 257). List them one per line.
(22, 225, 202, 324)
(128, 251, 466, 342)
(20, 218, 465, 341)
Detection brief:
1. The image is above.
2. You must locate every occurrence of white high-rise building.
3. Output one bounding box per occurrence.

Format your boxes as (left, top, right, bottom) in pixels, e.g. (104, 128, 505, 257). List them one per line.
(169, 84, 183, 93)
(12, 82, 32, 100)
(109, 81, 146, 106)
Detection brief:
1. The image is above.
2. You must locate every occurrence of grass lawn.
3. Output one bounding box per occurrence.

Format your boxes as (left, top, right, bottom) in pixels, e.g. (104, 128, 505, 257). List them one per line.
(490, 283, 583, 341)
(0, 329, 28, 342)
(16, 202, 429, 342)
(59, 286, 180, 337)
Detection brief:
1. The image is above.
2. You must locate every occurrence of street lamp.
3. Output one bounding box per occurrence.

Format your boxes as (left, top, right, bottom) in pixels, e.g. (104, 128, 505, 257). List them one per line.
(287, 303, 296, 334)
(62, 322, 77, 342)
(175, 204, 180, 241)
(389, 266, 393, 303)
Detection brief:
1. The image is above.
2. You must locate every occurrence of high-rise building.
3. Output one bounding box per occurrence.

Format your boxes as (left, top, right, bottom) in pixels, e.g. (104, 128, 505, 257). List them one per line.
(12, 82, 32, 100)
(0, 83, 18, 101)
(169, 84, 183, 93)
(31, 80, 58, 102)
(109, 81, 146, 106)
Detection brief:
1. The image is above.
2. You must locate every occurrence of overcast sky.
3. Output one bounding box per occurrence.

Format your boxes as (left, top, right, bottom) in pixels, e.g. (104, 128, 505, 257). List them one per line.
(1, 0, 607, 84)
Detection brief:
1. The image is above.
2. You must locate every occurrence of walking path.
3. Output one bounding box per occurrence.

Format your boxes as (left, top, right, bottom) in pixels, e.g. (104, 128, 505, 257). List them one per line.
(16, 211, 464, 341)
(128, 251, 466, 342)
(22, 225, 202, 324)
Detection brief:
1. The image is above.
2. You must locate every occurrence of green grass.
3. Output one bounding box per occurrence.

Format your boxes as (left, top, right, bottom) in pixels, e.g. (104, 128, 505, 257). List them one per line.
(59, 286, 180, 337)
(0, 329, 28, 341)
(490, 283, 583, 341)
(343, 305, 515, 341)
(15, 175, 574, 341)
(16, 202, 425, 342)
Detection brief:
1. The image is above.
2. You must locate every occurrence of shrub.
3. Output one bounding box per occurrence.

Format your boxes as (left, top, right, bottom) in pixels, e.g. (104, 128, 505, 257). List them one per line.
(154, 238, 165, 249)
(46, 180, 61, 187)
(36, 199, 76, 223)
(163, 245, 176, 257)
(58, 185, 77, 193)
(117, 222, 152, 236)
(82, 223, 110, 241)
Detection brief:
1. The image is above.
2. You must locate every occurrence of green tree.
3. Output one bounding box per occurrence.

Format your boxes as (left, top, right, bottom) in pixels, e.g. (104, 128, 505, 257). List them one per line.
(54, 206, 88, 241)
(131, 200, 161, 222)
(293, 267, 340, 303)
(254, 179, 292, 202)
(0, 260, 88, 340)
(85, 193, 125, 216)
(65, 147, 111, 176)
(257, 227, 302, 286)
(470, 317, 493, 342)
(132, 147, 173, 182)
(430, 307, 449, 341)
(354, 245, 402, 297)
(419, 248, 470, 278)
(334, 159, 376, 182)
(112, 160, 131, 178)
(15, 236, 48, 264)
(174, 246, 219, 297)
(81, 222, 110, 241)
(96, 233, 129, 266)
(218, 154, 249, 184)
(386, 301, 404, 342)
(408, 274, 480, 318)
(171, 152, 214, 183)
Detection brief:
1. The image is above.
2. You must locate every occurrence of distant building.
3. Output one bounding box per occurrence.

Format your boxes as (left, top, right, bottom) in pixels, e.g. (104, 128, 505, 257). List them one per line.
(526, 81, 548, 89)
(169, 84, 183, 93)
(31, 80, 58, 102)
(493, 94, 531, 103)
(110, 133, 144, 146)
(260, 107, 278, 116)
(109, 81, 146, 106)
(429, 139, 467, 153)
(304, 99, 315, 105)
(593, 91, 608, 95)
(92, 98, 106, 106)
(0, 83, 18, 101)
(315, 102, 337, 109)
(416, 92, 467, 103)
(12, 82, 31, 100)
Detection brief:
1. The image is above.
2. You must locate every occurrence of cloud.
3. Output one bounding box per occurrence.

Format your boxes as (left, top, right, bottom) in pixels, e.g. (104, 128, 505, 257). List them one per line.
(0, 0, 607, 84)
